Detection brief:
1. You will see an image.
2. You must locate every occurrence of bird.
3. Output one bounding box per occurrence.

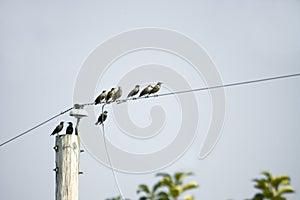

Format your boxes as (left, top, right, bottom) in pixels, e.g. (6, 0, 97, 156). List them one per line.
(94, 90, 106, 105)
(149, 82, 162, 95)
(112, 86, 122, 101)
(95, 111, 108, 125)
(139, 85, 153, 97)
(105, 88, 115, 103)
(127, 85, 140, 98)
(66, 122, 73, 135)
(51, 122, 64, 136)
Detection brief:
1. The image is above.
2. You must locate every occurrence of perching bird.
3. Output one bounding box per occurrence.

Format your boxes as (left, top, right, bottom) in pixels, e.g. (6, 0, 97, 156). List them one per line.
(51, 122, 64, 136)
(94, 90, 106, 105)
(105, 88, 115, 102)
(112, 86, 122, 101)
(139, 85, 153, 97)
(66, 122, 73, 135)
(149, 82, 162, 95)
(127, 85, 140, 98)
(95, 111, 108, 125)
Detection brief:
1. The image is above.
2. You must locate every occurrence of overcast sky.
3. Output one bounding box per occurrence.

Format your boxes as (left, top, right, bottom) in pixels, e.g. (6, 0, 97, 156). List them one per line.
(1, 1, 300, 200)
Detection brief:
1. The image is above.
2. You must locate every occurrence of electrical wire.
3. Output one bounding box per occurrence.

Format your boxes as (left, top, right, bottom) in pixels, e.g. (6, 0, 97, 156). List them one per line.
(159, 72, 300, 97)
(1, 72, 300, 147)
(0, 107, 74, 147)
(81, 102, 95, 106)
(101, 104, 126, 200)
(115, 72, 300, 103)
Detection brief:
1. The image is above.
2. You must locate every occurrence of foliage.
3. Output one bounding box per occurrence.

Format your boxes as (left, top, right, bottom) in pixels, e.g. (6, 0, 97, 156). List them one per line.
(137, 171, 199, 200)
(137, 182, 169, 200)
(106, 170, 295, 200)
(247, 171, 295, 200)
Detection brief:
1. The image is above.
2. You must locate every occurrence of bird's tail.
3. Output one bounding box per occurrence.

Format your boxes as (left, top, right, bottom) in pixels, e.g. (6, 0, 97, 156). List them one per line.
(95, 122, 98, 125)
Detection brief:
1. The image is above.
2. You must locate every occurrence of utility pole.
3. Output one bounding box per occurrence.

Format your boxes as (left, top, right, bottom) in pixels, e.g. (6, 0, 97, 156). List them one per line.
(54, 104, 88, 200)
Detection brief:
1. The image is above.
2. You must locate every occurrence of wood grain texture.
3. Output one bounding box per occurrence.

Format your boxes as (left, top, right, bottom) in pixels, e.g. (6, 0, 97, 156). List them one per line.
(55, 135, 80, 200)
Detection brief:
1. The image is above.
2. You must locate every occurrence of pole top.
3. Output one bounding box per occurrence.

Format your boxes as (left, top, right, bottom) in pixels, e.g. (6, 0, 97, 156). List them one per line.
(69, 104, 88, 119)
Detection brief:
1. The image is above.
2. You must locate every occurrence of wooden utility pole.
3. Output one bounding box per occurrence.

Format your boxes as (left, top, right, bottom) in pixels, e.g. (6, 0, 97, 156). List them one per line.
(53, 104, 88, 200)
(54, 135, 80, 200)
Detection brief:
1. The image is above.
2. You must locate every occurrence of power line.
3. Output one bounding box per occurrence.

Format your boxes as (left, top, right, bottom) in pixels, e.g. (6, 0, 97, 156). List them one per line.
(116, 72, 300, 103)
(0, 107, 74, 147)
(1, 72, 300, 147)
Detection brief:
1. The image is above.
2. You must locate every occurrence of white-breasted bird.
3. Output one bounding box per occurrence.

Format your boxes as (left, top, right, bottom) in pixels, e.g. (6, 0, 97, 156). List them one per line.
(139, 85, 153, 97)
(112, 86, 122, 101)
(95, 111, 108, 125)
(127, 85, 140, 98)
(51, 122, 64, 136)
(105, 88, 115, 103)
(149, 82, 162, 95)
(94, 90, 106, 105)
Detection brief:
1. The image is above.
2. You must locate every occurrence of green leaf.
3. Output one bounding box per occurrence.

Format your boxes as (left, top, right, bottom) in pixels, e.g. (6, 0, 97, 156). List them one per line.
(263, 188, 273, 198)
(271, 175, 290, 190)
(261, 171, 272, 181)
(280, 178, 291, 186)
(157, 191, 169, 200)
(183, 194, 194, 200)
(152, 181, 164, 192)
(170, 186, 181, 197)
(277, 186, 295, 196)
(174, 172, 193, 185)
(252, 193, 264, 200)
(254, 179, 268, 190)
(156, 173, 173, 187)
(182, 181, 199, 192)
(159, 177, 172, 187)
(156, 173, 172, 180)
(137, 184, 150, 194)
(157, 197, 169, 200)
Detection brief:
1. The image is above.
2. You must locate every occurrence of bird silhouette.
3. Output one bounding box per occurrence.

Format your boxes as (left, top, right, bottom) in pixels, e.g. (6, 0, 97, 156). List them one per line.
(127, 85, 140, 98)
(112, 86, 122, 101)
(149, 82, 162, 95)
(66, 122, 73, 135)
(139, 85, 153, 97)
(94, 90, 106, 105)
(51, 122, 64, 136)
(95, 111, 108, 125)
(105, 88, 115, 103)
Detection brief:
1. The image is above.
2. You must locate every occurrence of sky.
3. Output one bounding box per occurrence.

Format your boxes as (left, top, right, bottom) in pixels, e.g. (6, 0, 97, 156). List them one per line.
(1, 0, 300, 200)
